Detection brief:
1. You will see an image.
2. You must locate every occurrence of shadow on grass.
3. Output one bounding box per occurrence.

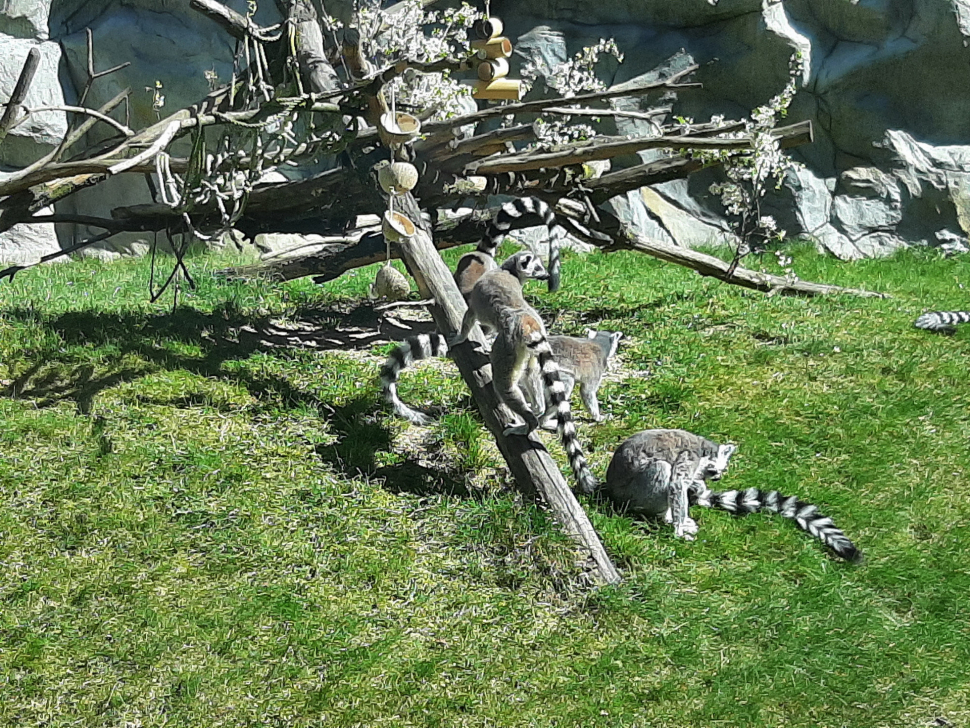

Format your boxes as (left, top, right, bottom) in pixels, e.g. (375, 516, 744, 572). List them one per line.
(1, 300, 468, 497)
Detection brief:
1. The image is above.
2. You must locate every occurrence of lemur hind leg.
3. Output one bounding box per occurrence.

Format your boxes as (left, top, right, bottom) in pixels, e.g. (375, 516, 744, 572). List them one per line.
(579, 380, 603, 421)
(492, 336, 540, 436)
(666, 452, 701, 540)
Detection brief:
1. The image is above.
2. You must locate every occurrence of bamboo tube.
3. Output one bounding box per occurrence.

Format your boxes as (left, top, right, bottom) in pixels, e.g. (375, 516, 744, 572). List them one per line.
(472, 78, 523, 100)
(470, 36, 512, 59)
(477, 58, 509, 82)
(472, 17, 503, 39)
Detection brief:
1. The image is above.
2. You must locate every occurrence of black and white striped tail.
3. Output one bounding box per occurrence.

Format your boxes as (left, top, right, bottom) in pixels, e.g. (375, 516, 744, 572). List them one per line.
(482, 197, 561, 292)
(914, 310, 970, 332)
(530, 338, 597, 494)
(379, 333, 450, 425)
(692, 488, 862, 562)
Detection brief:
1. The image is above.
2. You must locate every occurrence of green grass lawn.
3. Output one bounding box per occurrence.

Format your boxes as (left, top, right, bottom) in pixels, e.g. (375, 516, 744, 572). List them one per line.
(1, 242, 968, 727)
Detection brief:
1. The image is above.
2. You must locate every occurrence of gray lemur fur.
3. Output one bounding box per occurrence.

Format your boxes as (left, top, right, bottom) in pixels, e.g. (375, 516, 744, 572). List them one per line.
(379, 252, 549, 426)
(381, 329, 621, 430)
(524, 330, 623, 429)
(453, 197, 561, 296)
(602, 429, 862, 562)
(449, 255, 597, 494)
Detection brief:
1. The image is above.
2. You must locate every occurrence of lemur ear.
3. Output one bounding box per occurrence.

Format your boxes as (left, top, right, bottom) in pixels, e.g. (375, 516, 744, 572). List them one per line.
(720, 444, 738, 459)
(586, 329, 596, 338)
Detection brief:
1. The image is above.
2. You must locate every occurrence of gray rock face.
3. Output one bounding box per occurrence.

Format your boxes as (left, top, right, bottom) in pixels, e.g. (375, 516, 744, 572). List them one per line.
(3, 0, 970, 265)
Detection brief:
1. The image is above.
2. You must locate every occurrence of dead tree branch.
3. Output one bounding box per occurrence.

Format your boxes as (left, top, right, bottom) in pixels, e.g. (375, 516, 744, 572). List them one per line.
(0, 47, 41, 144)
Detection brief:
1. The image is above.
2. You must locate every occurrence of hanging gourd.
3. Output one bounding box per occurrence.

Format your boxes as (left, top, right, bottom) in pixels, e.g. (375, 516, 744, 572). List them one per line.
(469, 15, 523, 101)
(378, 111, 422, 145)
(377, 161, 420, 195)
(382, 209, 416, 242)
(370, 262, 412, 302)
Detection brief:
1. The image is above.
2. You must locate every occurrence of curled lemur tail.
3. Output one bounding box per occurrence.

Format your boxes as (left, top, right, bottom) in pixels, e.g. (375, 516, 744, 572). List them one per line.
(529, 335, 598, 494)
(380, 333, 450, 425)
(914, 311, 970, 332)
(692, 488, 863, 562)
(483, 198, 561, 292)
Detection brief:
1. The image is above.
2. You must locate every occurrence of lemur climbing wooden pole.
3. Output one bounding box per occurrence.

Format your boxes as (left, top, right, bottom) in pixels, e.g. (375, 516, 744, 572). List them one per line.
(389, 191, 622, 586)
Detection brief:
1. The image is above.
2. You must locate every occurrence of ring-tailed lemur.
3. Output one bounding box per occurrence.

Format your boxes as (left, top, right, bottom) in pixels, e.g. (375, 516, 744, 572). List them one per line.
(450, 255, 598, 494)
(381, 329, 622, 427)
(524, 330, 623, 429)
(602, 429, 862, 562)
(455, 197, 561, 296)
(914, 310, 970, 333)
(380, 251, 550, 426)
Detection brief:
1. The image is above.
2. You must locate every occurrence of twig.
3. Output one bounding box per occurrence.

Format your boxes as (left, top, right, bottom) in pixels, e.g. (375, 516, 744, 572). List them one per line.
(373, 298, 434, 312)
(16, 105, 134, 137)
(542, 106, 669, 123)
(190, 0, 281, 42)
(0, 230, 113, 281)
(107, 120, 181, 175)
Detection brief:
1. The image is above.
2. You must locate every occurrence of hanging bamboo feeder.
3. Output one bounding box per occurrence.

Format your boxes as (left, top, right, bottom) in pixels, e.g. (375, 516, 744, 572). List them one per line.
(477, 57, 509, 82)
(472, 16, 503, 39)
(472, 78, 523, 101)
(470, 36, 512, 59)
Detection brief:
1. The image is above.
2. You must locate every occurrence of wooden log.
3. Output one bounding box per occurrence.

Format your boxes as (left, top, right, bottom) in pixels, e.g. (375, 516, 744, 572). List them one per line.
(389, 192, 622, 586)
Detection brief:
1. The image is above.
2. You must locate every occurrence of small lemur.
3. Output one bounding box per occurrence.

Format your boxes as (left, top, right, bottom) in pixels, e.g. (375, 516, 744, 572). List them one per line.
(455, 197, 562, 296)
(525, 330, 623, 429)
(914, 310, 970, 333)
(381, 329, 622, 427)
(450, 254, 598, 494)
(602, 429, 862, 562)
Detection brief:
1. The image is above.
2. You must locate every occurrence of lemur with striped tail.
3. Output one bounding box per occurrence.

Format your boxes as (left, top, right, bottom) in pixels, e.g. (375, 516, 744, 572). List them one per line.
(454, 197, 561, 297)
(450, 253, 598, 494)
(914, 310, 970, 333)
(381, 329, 622, 428)
(602, 429, 863, 562)
(380, 251, 550, 426)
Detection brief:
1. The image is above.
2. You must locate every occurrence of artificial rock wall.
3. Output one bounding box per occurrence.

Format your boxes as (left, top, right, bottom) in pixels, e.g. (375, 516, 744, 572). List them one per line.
(2, 0, 970, 263)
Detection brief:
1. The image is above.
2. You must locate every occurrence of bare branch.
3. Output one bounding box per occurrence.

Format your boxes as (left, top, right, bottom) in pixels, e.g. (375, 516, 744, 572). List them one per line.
(190, 0, 281, 42)
(108, 120, 181, 175)
(0, 230, 114, 281)
(467, 120, 814, 176)
(18, 105, 134, 138)
(0, 47, 41, 143)
(419, 64, 701, 139)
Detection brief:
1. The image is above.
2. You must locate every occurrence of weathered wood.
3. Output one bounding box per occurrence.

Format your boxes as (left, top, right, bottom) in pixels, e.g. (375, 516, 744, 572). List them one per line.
(0, 47, 41, 144)
(418, 64, 701, 141)
(467, 120, 815, 176)
(614, 225, 888, 298)
(191, 0, 275, 41)
(391, 192, 621, 586)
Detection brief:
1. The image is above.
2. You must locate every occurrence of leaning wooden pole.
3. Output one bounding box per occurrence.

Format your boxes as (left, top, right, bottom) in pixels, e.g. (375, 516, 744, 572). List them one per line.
(390, 192, 621, 586)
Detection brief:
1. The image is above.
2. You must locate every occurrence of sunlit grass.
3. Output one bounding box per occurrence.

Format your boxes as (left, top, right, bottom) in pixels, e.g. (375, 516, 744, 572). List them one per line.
(0, 244, 968, 726)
